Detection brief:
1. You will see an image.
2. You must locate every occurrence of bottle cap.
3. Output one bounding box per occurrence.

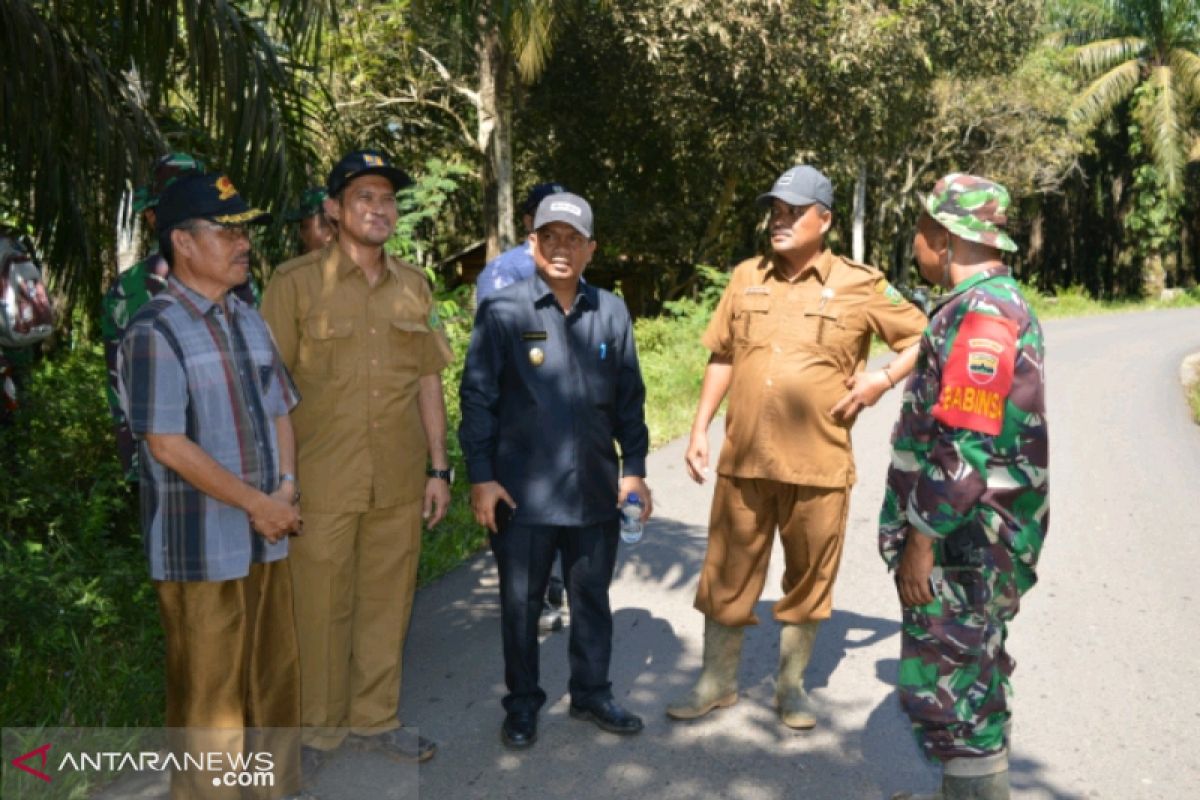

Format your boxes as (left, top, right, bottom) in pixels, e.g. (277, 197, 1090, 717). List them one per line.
(626, 492, 641, 503)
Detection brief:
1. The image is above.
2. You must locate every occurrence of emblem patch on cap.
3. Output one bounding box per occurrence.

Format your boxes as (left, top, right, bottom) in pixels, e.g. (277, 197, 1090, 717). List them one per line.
(215, 176, 237, 201)
(363, 154, 384, 166)
(549, 201, 582, 216)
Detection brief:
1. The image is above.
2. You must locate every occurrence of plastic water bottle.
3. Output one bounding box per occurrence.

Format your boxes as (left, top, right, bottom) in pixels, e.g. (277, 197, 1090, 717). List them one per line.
(620, 492, 644, 544)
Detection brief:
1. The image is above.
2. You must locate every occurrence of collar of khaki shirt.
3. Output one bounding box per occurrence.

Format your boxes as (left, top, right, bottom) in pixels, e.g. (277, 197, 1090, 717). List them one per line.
(329, 242, 406, 285)
(760, 248, 835, 285)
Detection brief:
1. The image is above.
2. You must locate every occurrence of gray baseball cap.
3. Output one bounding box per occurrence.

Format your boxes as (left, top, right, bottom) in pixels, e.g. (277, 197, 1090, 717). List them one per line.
(757, 165, 834, 209)
(533, 192, 594, 238)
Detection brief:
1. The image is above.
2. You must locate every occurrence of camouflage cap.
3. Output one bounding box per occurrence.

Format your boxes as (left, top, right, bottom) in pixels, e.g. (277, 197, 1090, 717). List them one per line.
(133, 152, 207, 213)
(923, 173, 1017, 253)
(284, 187, 328, 222)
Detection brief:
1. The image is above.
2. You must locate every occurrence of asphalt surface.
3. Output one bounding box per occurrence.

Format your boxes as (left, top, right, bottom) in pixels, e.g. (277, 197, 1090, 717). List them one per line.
(102, 308, 1200, 799)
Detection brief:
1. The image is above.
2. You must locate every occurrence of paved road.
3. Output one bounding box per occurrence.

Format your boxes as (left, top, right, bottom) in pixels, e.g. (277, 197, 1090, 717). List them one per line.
(102, 308, 1200, 799)
(385, 307, 1200, 800)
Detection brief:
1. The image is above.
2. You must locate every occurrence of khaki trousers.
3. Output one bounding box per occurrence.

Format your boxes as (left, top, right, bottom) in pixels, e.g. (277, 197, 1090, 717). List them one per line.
(289, 498, 422, 750)
(155, 560, 301, 799)
(694, 476, 850, 626)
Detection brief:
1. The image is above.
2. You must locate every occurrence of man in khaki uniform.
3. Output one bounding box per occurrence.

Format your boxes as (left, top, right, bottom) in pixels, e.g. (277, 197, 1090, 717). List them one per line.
(667, 165, 927, 729)
(261, 150, 453, 770)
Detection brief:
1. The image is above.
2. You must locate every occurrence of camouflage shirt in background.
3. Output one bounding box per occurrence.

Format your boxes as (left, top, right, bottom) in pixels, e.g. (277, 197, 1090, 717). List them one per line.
(879, 266, 1048, 600)
(101, 252, 260, 477)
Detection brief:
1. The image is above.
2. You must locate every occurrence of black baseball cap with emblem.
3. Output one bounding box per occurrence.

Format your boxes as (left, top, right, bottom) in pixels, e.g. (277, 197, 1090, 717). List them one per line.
(326, 149, 413, 197)
(155, 172, 271, 232)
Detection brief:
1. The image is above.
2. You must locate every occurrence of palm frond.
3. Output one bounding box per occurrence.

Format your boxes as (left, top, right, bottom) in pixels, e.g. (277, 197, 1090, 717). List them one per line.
(1170, 47, 1200, 105)
(1073, 36, 1146, 75)
(1069, 57, 1142, 127)
(0, 0, 338, 319)
(1136, 65, 1186, 195)
(507, 1, 557, 82)
(0, 0, 162, 310)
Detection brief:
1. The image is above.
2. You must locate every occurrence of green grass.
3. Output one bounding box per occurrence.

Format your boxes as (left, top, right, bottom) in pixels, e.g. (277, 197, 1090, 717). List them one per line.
(635, 298, 715, 448)
(1022, 283, 1200, 319)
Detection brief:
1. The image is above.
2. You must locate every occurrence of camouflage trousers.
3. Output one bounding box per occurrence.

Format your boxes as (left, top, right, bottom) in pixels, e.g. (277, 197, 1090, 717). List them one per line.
(898, 563, 1019, 762)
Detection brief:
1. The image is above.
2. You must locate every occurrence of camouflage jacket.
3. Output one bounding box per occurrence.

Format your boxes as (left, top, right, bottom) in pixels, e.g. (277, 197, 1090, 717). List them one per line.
(101, 252, 259, 475)
(879, 266, 1048, 596)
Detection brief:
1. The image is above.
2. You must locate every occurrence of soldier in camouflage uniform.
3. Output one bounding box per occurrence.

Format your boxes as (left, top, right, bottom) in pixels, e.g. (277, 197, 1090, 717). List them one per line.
(101, 153, 260, 477)
(880, 175, 1048, 800)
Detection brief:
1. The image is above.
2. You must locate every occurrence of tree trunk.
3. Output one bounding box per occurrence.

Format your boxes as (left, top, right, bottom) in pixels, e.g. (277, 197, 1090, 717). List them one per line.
(852, 163, 866, 263)
(1142, 252, 1166, 298)
(476, 19, 516, 261)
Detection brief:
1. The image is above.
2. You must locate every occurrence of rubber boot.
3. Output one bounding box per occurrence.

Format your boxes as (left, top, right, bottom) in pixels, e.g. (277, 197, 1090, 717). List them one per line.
(665, 618, 743, 720)
(892, 751, 1010, 800)
(775, 621, 819, 729)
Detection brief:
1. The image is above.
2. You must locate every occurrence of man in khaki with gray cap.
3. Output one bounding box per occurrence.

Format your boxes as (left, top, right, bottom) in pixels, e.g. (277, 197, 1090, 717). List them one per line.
(667, 165, 927, 729)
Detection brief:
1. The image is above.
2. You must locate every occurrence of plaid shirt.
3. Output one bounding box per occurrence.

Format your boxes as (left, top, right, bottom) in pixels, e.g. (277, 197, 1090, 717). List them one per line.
(117, 277, 299, 581)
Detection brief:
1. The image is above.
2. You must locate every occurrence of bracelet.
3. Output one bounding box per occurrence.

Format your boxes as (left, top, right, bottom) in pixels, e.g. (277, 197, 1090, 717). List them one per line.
(883, 368, 896, 389)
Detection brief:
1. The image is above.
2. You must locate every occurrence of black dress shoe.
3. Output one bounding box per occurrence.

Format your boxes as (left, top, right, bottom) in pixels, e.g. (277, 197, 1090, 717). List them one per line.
(569, 698, 644, 735)
(501, 711, 538, 749)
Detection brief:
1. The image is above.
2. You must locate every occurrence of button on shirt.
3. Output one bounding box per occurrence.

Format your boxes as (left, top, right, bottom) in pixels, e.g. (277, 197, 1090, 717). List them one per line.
(703, 250, 927, 488)
(117, 278, 300, 582)
(459, 275, 649, 527)
(261, 244, 453, 513)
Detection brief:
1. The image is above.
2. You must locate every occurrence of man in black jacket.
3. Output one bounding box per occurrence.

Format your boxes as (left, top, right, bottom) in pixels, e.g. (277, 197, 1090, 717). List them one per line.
(459, 192, 652, 750)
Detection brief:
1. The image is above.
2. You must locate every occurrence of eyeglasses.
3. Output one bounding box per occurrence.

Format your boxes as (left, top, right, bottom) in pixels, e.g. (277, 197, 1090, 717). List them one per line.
(181, 221, 250, 242)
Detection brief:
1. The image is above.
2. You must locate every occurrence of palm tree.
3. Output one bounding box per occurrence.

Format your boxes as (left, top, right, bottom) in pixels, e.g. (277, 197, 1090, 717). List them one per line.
(0, 0, 336, 316)
(422, 0, 578, 260)
(1062, 0, 1200, 197)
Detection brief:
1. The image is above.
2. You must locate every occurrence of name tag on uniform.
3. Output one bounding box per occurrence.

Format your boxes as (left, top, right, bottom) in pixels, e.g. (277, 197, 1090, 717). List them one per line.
(521, 331, 548, 341)
(744, 286, 770, 295)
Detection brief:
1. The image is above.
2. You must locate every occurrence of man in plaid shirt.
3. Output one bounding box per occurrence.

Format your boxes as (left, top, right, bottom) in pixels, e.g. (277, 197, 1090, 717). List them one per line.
(118, 173, 310, 799)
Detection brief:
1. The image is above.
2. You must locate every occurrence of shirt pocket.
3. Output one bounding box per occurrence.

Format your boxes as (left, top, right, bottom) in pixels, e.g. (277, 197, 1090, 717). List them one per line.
(298, 315, 354, 376)
(586, 338, 620, 410)
(732, 292, 774, 346)
(388, 319, 430, 373)
(799, 307, 865, 360)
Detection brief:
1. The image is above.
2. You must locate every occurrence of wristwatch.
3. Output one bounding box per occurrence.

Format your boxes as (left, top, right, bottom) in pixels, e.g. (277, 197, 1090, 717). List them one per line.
(278, 473, 300, 503)
(426, 467, 454, 483)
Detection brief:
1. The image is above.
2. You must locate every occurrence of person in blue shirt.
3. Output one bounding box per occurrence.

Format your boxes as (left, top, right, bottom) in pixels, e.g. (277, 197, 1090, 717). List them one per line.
(475, 182, 566, 303)
(460, 192, 652, 750)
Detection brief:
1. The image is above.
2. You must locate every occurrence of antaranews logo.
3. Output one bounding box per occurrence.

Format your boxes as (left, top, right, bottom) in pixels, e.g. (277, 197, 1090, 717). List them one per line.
(8, 740, 275, 789)
(11, 743, 53, 783)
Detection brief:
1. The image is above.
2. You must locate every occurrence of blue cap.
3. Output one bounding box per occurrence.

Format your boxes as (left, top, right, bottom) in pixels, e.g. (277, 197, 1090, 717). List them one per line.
(155, 173, 270, 232)
(521, 182, 568, 216)
(326, 149, 413, 196)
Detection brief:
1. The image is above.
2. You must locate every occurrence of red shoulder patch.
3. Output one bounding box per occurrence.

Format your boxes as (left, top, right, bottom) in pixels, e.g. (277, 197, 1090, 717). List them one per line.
(932, 311, 1018, 435)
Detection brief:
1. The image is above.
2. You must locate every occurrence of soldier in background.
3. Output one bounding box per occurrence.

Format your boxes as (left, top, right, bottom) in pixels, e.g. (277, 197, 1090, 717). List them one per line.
(287, 187, 335, 254)
(883, 175, 1049, 800)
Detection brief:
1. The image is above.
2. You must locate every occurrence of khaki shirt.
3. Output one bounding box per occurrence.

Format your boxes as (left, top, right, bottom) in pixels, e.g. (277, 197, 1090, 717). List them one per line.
(702, 250, 926, 487)
(261, 244, 452, 512)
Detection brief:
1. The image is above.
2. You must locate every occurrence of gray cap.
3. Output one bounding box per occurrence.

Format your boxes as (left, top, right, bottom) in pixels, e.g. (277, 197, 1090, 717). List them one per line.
(757, 165, 834, 209)
(533, 192, 594, 238)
